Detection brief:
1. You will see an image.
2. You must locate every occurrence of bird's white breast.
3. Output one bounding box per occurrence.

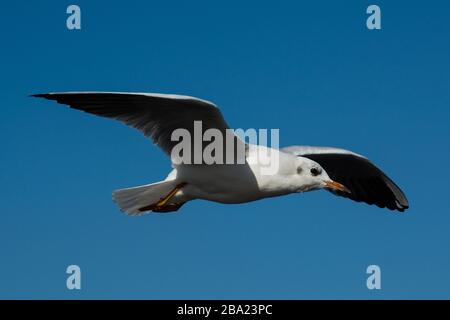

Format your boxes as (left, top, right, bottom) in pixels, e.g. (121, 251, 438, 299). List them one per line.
(175, 146, 299, 204)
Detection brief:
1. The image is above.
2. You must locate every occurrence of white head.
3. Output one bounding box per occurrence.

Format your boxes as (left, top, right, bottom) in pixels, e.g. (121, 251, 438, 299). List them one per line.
(291, 156, 350, 194)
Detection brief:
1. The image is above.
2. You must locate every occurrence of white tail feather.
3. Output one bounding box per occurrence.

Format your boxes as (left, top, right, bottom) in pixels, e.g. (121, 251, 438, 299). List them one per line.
(112, 180, 179, 215)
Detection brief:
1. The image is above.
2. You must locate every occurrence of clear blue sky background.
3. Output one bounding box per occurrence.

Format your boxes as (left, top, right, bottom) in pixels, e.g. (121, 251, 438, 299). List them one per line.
(1, 0, 449, 299)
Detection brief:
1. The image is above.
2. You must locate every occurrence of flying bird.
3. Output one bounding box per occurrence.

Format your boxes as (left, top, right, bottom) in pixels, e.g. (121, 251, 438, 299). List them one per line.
(32, 92, 409, 214)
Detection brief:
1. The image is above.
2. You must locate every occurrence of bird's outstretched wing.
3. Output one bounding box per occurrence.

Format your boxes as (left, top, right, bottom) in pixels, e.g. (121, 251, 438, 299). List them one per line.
(281, 146, 409, 212)
(32, 92, 240, 159)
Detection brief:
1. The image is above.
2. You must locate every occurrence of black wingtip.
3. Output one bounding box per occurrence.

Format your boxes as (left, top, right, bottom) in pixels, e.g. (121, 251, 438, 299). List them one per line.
(397, 204, 409, 213)
(389, 199, 409, 213)
(30, 93, 47, 98)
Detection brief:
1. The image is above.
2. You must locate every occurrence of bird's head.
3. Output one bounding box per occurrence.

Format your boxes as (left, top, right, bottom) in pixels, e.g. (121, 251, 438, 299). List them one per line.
(293, 157, 350, 194)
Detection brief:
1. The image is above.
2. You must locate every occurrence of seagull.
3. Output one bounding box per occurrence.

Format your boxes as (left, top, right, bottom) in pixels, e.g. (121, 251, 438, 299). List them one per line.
(32, 92, 409, 214)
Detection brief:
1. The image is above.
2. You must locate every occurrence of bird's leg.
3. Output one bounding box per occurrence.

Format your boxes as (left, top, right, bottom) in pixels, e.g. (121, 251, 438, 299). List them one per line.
(152, 202, 186, 213)
(138, 182, 187, 212)
(155, 182, 187, 208)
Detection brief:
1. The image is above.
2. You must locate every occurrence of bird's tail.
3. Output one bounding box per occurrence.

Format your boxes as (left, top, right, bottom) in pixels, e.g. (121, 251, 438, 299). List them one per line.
(112, 180, 183, 215)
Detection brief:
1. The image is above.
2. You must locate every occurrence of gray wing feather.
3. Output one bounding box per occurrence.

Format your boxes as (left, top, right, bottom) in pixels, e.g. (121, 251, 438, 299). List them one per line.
(281, 146, 366, 159)
(32, 92, 232, 156)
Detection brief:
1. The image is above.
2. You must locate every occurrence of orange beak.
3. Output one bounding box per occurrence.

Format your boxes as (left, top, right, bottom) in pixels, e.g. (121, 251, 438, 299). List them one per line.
(324, 180, 351, 194)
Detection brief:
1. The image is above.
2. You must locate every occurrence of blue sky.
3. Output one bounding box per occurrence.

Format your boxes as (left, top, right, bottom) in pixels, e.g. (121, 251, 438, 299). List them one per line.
(1, 0, 449, 299)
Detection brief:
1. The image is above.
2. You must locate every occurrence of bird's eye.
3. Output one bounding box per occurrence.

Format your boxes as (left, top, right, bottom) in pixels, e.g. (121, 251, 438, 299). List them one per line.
(297, 167, 303, 174)
(310, 167, 321, 176)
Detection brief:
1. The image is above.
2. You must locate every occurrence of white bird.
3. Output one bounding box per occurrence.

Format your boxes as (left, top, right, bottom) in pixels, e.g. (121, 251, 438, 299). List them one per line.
(33, 92, 409, 214)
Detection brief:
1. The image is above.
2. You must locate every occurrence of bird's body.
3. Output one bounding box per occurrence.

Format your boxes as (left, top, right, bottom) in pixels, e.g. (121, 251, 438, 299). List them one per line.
(33, 92, 409, 214)
(166, 145, 302, 205)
